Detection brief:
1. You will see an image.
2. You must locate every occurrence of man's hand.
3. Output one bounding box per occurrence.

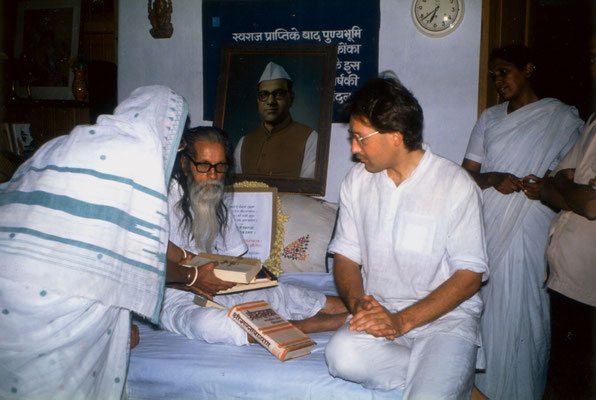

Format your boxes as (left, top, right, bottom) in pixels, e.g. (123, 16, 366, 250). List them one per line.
(488, 172, 524, 194)
(349, 295, 403, 340)
(346, 295, 373, 315)
(548, 169, 596, 220)
(521, 174, 543, 200)
(190, 262, 237, 298)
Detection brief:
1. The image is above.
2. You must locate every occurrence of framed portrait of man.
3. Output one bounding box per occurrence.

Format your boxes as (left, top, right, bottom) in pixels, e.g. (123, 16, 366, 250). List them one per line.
(213, 43, 337, 196)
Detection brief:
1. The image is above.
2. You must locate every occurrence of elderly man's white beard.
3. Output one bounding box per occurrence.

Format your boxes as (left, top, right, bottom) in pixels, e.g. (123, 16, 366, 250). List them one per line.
(188, 177, 225, 253)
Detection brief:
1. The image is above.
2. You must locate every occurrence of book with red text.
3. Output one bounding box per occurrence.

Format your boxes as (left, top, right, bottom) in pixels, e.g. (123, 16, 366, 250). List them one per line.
(228, 300, 316, 361)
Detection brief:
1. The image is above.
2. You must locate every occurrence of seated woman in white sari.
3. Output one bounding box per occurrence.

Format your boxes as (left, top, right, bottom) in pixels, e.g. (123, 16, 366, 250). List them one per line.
(462, 45, 584, 400)
(0, 86, 200, 400)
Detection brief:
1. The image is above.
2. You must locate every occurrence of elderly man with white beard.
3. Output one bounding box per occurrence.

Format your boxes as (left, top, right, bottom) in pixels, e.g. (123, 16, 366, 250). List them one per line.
(159, 126, 347, 345)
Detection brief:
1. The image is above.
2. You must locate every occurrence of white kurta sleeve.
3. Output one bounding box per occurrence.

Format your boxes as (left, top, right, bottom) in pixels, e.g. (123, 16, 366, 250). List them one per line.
(464, 110, 488, 164)
(327, 168, 362, 265)
(299, 131, 318, 178)
(233, 137, 244, 174)
(445, 174, 489, 281)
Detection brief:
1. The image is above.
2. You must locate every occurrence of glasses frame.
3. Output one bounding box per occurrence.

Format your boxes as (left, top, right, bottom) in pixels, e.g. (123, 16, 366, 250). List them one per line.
(257, 89, 289, 102)
(348, 129, 380, 144)
(184, 154, 229, 174)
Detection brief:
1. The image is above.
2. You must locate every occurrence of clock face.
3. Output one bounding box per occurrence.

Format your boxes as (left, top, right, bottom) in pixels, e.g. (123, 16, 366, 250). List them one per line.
(411, 0, 464, 38)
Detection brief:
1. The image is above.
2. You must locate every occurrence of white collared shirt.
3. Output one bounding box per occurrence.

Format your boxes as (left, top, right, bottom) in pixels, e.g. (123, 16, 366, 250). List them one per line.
(329, 144, 488, 344)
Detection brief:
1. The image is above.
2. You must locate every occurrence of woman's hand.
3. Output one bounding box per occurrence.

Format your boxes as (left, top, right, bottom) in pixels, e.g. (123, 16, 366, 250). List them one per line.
(488, 172, 524, 194)
(521, 174, 543, 200)
(166, 258, 236, 299)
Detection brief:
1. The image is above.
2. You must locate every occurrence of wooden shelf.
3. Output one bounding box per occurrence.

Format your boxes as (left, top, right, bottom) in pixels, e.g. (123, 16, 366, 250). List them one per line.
(6, 101, 90, 147)
(8, 98, 90, 108)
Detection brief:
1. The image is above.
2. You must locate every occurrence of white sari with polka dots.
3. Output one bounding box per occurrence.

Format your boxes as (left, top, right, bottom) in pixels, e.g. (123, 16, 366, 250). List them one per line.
(0, 86, 188, 399)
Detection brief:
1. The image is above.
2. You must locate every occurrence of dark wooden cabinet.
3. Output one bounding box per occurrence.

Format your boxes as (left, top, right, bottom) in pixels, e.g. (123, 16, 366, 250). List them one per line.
(1, 0, 117, 153)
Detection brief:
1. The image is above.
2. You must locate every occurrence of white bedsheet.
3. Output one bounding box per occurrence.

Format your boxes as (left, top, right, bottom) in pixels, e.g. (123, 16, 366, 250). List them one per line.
(127, 272, 404, 400)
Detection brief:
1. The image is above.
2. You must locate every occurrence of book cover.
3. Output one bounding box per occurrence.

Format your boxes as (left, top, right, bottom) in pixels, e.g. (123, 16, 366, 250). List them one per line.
(187, 253, 262, 283)
(228, 300, 316, 361)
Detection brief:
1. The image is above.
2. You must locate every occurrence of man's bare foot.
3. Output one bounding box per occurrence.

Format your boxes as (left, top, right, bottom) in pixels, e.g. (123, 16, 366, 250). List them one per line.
(245, 296, 349, 344)
(247, 311, 349, 344)
(291, 311, 349, 334)
(321, 295, 348, 314)
(130, 324, 140, 349)
(471, 386, 489, 400)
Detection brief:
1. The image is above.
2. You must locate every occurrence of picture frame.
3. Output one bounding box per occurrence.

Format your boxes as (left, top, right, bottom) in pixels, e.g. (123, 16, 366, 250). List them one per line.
(228, 186, 278, 264)
(0, 123, 14, 153)
(14, 0, 82, 100)
(213, 43, 338, 196)
(11, 123, 35, 157)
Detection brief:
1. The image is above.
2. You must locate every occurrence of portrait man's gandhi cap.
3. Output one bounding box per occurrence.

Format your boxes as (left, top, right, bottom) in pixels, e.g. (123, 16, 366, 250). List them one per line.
(258, 61, 292, 84)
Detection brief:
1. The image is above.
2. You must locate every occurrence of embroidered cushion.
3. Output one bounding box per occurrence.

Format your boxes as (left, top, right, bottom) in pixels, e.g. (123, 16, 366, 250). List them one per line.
(279, 194, 338, 273)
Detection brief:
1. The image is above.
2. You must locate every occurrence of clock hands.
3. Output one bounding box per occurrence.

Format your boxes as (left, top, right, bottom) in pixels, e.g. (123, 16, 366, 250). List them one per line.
(421, 5, 440, 23)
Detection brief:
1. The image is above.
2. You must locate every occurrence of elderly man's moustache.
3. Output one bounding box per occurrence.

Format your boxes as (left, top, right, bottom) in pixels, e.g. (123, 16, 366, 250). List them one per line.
(197, 180, 224, 190)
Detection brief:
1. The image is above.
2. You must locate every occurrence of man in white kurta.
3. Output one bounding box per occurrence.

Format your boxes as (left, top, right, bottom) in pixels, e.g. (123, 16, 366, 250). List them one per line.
(159, 127, 345, 346)
(324, 76, 488, 399)
(161, 180, 327, 346)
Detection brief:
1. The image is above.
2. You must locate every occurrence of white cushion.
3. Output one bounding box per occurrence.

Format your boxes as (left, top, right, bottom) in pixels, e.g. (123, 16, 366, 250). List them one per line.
(279, 194, 338, 273)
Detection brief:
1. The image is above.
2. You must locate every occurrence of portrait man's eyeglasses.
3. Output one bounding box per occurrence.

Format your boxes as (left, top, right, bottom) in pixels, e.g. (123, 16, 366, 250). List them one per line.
(257, 89, 289, 102)
(185, 154, 229, 173)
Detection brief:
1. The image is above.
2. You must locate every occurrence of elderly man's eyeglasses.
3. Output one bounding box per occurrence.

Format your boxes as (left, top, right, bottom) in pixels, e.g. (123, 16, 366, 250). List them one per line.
(185, 154, 229, 173)
(348, 129, 380, 144)
(257, 89, 289, 102)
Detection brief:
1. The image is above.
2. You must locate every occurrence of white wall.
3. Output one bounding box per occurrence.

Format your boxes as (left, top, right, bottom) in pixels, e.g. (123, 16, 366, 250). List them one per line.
(119, 0, 482, 202)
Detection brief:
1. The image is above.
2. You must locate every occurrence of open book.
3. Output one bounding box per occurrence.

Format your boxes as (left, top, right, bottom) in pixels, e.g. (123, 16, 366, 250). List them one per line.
(228, 300, 316, 361)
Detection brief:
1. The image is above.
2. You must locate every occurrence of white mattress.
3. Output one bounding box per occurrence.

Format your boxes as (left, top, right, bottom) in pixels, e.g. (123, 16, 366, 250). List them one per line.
(127, 272, 404, 399)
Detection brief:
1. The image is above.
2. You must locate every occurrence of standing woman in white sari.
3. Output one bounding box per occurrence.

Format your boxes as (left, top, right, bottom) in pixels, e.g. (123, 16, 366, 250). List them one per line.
(462, 45, 583, 400)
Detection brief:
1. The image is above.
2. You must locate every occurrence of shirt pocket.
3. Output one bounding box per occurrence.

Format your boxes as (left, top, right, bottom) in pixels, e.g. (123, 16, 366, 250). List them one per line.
(392, 212, 436, 259)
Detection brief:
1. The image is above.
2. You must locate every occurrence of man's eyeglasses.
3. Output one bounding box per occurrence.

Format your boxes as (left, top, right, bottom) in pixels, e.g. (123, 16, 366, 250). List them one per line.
(348, 129, 380, 144)
(257, 89, 289, 102)
(185, 154, 229, 173)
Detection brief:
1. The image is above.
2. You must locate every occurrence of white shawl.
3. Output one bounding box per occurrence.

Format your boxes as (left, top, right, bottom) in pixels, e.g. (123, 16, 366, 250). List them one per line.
(0, 85, 188, 323)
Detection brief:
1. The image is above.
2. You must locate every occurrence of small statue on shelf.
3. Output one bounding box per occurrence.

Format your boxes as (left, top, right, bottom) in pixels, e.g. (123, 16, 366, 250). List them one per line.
(148, 0, 173, 39)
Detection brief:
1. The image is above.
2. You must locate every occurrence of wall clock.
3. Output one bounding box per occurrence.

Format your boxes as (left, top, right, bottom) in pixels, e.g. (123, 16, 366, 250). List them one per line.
(411, 0, 465, 38)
